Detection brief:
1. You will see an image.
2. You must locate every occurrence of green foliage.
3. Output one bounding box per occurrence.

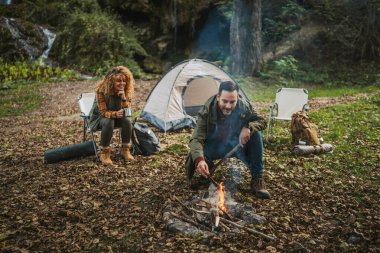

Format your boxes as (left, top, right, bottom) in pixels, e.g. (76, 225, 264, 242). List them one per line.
(272, 55, 299, 79)
(21, 0, 101, 26)
(215, 0, 233, 20)
(309, 95, 379, 177)
(52, 10, 146, 76)
(0, 58, 77, 84)
(263, 0, 307, 45)
(309, 0, 380, 61)
(23, 0, 63, 25)
(0, 58, 79, 118)
(164, 143, 189, 156)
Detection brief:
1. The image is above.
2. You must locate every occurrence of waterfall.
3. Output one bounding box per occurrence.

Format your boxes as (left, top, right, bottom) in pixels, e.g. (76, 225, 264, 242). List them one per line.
(40, 28, 56, 65)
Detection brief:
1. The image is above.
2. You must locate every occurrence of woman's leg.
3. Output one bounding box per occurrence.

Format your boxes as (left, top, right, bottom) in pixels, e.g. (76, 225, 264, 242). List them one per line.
(116, 117, 134, 160)
(99, 118, 115, 165)
(100, 118, 115, 147)
(115, 117, 132, 144)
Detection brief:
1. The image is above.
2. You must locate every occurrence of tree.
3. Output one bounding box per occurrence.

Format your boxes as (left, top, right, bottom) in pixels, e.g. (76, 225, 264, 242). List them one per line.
(230, 0, 262, 76)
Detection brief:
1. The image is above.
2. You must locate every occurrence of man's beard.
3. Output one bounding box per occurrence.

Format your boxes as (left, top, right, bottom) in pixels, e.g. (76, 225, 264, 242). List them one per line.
(221, 109, 232, 116)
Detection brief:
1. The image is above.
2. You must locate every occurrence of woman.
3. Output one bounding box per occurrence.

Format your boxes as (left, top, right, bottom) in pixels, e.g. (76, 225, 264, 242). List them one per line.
(89, 66, 135, 165)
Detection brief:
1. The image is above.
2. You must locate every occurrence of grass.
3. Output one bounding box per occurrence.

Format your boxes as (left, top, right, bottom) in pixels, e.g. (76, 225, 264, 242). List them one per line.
(265, 93, 380, 180)
(309, 94, 380, 178)
(240, 81, 379, 102)
(0, 81, 44, 117)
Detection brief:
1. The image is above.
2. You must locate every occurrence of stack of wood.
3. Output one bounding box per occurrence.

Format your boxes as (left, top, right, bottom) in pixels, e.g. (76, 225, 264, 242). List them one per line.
(162, 184, 274, 241)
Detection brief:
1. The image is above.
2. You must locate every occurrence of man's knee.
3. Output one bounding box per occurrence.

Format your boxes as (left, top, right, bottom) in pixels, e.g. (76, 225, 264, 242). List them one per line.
(247, 131, 263, 148)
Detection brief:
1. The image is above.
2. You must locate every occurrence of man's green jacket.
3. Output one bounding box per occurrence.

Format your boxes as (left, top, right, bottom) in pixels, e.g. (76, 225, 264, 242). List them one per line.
(189, 94, 267, 162)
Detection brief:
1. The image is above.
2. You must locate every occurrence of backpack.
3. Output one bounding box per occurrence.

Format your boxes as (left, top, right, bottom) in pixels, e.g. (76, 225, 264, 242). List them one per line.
(132, 122, 160, 156)
(290, 111, 320, 146)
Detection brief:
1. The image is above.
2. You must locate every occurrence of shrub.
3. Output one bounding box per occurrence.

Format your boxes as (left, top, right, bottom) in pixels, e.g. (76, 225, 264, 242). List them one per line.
(272, 55, 298, 79)
(51, 10, 146, 76)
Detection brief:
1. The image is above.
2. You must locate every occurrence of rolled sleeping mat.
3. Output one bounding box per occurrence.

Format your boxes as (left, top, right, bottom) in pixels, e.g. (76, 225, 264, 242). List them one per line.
(292, 143, 333, 155)
(44, 141, 97, 164)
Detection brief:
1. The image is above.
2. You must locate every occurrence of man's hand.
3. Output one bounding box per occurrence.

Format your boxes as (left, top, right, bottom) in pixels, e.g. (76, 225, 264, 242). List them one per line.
(196, 160, 209, 178)
(116, 109, 124, 118)
(239, 127, 251, 145)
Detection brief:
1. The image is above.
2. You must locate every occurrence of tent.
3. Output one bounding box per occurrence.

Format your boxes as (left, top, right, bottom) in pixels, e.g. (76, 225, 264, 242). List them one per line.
(140, 58, 249, 132)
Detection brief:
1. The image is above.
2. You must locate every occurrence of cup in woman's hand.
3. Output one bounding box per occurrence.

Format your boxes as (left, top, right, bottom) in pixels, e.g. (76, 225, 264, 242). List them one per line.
(124, 108, 132, 117)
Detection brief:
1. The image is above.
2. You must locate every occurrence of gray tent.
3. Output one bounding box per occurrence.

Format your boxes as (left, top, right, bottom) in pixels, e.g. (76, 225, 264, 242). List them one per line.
(140, 59, 249, 132)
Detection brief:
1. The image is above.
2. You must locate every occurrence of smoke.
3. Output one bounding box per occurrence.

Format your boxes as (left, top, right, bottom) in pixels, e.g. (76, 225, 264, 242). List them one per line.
(191, 8, 230, 61)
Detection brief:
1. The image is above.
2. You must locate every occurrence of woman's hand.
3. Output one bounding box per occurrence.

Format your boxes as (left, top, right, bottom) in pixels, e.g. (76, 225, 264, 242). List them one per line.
(118, 90, 126, 100)
(196, 160, 210, 178)
(116, 109, 124, 118)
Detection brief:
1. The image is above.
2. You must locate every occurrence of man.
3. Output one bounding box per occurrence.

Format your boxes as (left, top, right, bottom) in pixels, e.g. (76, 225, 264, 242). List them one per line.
(185, 81, 270, 199)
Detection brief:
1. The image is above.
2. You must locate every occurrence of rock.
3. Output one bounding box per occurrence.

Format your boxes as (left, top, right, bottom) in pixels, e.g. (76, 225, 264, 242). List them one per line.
(0, 16, 48, 61)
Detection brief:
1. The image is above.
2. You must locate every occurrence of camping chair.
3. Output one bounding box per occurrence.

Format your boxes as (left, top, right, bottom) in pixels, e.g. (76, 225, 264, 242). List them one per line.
(78, 92, 99, 160)
(266, 88, 309, 141)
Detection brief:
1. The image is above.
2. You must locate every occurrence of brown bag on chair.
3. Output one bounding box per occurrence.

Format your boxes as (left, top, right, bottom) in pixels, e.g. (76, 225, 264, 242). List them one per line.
(291, 111, 320, 146)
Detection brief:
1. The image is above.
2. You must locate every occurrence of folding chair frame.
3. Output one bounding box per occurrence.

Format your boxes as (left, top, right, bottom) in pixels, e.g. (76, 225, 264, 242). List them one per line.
(266, 88, 309, 141)
(78, 93, 99, 160)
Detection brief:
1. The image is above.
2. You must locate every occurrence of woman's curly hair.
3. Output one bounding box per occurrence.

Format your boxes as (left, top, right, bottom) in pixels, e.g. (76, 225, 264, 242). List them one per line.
(96, 66, 134, 101)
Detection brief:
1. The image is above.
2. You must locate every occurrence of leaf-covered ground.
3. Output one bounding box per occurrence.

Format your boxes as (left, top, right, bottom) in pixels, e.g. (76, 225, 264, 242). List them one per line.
(0, 80, 379, 252)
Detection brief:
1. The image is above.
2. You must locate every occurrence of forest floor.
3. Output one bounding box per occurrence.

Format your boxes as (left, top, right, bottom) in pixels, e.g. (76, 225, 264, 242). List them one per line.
(0, 80, 379, 252)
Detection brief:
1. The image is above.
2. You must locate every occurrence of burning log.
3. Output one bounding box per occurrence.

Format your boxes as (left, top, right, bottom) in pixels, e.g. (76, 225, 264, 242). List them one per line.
(209, 207, 219, 228)
(207, 175, 219, 186)
(217, 182, 235, 221)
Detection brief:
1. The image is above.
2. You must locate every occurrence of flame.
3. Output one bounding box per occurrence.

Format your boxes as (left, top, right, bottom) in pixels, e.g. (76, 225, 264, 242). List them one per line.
(218, 182, 226, 213)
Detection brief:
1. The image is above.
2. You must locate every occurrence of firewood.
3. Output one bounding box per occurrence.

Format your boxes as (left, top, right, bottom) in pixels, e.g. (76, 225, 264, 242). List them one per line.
(207, 175, 219, 186)
(219, 221, 231, 232)
(169, 212, 212, 232)
(210, 207, 219, 227)
(219, 217, 276, 241)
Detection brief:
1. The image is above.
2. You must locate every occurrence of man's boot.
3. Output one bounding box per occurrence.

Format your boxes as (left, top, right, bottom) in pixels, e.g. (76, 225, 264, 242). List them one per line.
(121, 143, 134, 161)
(99, 147, 113, 165)
(251, 175, 271, 199)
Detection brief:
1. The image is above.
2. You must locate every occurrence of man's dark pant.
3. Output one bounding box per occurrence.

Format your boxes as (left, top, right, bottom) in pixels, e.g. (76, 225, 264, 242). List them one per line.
(186, 131, 264, 180)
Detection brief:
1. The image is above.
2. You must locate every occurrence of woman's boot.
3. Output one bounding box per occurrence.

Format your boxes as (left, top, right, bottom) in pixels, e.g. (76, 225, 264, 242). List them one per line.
(121, 143, 134, 161)
(99, 147, 113, 165)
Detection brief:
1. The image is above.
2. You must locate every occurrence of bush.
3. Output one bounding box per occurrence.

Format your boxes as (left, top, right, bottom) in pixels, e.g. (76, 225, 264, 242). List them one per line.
(263, 0, 306, 45)
(272, 55, 298, 79)
(51, 10, 146, 76)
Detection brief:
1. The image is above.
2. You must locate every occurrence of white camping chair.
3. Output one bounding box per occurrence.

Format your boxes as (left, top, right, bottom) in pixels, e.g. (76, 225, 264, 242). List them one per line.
(78, 92, 99, 160)
(266, 88, 309, 141)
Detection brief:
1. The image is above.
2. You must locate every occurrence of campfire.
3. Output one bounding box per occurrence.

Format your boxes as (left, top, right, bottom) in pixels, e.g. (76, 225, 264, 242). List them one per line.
(162, 165, 275, 241)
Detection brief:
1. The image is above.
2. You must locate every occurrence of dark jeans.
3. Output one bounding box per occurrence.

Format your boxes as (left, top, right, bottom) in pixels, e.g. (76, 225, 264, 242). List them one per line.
(203, 131, 264, 177)
(99, 117, 132, 147)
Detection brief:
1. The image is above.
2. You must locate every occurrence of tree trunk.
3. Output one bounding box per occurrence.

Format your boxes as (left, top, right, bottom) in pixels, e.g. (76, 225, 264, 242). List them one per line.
(230, 0, 262, 76)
